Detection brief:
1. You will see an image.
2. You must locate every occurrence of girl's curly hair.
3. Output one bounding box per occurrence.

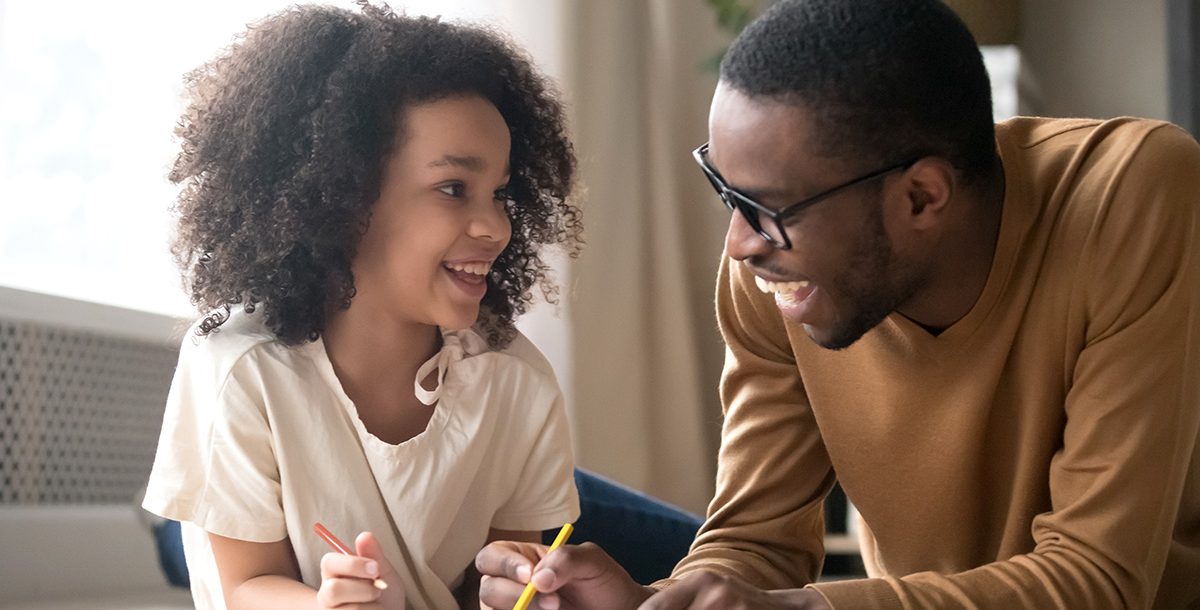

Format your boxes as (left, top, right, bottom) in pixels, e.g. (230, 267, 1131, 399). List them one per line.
(170, 2, 581, 348)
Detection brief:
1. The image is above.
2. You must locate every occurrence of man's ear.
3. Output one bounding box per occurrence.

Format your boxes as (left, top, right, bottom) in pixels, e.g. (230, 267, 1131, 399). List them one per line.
(903, 157, 956, 228)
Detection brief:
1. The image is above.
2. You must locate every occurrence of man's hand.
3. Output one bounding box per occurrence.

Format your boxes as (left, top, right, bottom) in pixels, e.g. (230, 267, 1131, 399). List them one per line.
(638, 571, 832, 610)
(475, 540, 653, 610)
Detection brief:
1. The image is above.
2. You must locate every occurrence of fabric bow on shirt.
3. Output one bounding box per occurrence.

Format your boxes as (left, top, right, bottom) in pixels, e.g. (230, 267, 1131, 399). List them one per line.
(414, 329, 491, 406)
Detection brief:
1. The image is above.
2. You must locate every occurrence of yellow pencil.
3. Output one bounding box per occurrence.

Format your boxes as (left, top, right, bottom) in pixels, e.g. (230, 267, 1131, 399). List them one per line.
(512, 522, 574, 610)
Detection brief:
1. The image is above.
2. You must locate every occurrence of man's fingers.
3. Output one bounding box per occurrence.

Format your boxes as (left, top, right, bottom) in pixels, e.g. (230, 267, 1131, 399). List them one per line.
(485, 542, 651, 610)
(530, 542, 613, 589)
(476, 541, 579, 610)
(480, 573, 539, 609)
(476, 540, 542, 582)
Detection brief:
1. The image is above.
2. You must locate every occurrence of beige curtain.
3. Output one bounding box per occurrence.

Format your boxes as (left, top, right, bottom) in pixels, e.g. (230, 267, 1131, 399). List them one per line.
(556, 1, 732, 514)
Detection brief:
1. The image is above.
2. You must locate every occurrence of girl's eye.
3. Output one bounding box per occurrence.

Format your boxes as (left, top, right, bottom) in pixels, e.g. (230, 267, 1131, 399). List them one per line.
(437, 182, 467, 198)
(493, 186, 512, 203)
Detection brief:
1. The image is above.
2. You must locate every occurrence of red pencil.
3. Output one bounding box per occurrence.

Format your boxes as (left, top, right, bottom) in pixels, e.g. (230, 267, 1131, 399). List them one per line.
(313, 522, 388, 590)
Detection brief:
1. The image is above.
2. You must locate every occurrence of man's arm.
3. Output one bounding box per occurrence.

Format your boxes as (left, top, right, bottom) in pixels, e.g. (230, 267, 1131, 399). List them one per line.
(664, 249, 836, 590)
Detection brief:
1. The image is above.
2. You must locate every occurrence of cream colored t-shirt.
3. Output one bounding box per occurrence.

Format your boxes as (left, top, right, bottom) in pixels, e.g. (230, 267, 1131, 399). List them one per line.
(142, 310, 580, 610)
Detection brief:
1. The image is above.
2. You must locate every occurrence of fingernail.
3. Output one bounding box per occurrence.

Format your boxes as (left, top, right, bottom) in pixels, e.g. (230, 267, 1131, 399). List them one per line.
(533, 568, 556, 589)
(517, 564, 531, 582)
(366, 561, 379, 577)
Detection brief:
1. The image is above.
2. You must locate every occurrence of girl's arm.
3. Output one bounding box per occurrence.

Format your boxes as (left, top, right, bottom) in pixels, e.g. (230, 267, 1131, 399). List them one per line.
(210, 532, 400, 609)
(209, 533, 318, 609)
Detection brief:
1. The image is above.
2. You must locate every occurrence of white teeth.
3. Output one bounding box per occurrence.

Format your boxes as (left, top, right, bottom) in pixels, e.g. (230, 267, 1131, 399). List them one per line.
(776, 291, 801, 306)
(754, 276, 810, 294)
(446, 262, 490, 275)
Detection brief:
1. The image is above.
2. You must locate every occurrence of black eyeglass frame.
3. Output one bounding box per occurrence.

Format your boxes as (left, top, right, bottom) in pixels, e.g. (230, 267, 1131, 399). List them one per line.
(693, 142, 920, 250)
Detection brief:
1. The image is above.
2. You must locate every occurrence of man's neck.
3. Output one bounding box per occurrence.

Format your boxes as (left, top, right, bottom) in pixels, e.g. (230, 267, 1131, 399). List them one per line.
(901, 163, 1006, 332)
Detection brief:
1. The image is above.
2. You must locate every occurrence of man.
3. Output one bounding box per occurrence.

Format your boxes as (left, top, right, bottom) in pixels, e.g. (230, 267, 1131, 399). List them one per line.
(477, 0, 1200, 607)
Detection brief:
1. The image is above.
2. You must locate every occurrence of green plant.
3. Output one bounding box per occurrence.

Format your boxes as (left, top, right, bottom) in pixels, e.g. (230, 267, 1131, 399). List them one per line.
(704, 0, 760, 71)
(707, 0, 756, 34)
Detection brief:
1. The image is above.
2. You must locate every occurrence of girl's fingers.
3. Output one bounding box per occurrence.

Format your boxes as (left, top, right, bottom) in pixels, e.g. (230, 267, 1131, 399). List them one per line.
(320, 551, 381, 581)
(318, 551, 385, 607)
(316, 574, 383, 607)
(353, 531, 394, 580)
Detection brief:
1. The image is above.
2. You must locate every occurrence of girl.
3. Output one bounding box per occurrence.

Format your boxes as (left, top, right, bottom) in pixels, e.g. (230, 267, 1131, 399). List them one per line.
(142, 4, 583, 609)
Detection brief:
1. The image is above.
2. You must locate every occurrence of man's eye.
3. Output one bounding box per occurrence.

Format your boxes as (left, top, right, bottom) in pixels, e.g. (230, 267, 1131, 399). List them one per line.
(437, 182, 467, 198)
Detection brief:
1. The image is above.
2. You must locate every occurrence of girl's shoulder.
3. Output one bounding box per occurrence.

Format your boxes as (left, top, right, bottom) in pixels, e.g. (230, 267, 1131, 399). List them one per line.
(452, 327, 557, 385)
(176, 307, 297, 392)
(492, 330, 557, 383)
(448, 326, 562, 398)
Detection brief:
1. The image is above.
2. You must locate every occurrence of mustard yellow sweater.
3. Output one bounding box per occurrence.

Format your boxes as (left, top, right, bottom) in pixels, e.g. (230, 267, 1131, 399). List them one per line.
(675, 118, 1200, 609)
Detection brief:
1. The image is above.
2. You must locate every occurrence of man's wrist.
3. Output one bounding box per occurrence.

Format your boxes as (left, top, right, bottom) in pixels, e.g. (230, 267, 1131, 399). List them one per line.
(627, 584, 657, 607)
(768, 586, 834, 609)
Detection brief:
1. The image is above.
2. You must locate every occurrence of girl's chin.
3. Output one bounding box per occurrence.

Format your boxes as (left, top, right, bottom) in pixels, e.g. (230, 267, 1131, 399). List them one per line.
(435, 306, 482, 331)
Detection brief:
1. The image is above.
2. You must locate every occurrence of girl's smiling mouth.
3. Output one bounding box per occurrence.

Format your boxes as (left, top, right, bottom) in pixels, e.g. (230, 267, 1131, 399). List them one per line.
(443, 259, 493, 298)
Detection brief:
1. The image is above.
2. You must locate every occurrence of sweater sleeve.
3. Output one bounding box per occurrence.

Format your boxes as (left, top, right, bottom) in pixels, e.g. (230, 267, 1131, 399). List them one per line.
(664, 251, 835, 590)
(813, 124, 1200, 609)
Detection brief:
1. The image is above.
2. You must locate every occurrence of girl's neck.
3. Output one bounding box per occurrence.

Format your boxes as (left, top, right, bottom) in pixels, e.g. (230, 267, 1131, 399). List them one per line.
(321, 301, 441, 397)
(321, 302, 444, 445)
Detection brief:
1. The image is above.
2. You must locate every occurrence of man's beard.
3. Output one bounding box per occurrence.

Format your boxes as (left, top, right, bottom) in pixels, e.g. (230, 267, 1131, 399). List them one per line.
(815, 203, 920, 350)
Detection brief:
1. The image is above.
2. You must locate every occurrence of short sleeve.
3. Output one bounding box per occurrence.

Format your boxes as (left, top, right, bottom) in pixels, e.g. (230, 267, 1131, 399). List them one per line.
(142, 338, 287, 543)
(490, 378, 581, 532)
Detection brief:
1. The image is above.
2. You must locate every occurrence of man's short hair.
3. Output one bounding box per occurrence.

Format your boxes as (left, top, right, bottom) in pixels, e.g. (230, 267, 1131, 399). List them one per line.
(721, 0, 997, 182)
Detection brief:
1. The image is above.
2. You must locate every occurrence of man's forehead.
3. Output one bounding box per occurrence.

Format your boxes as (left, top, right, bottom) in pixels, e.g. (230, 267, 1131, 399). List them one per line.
(708, 84, 817, 158)
(706, 85, 868, 201)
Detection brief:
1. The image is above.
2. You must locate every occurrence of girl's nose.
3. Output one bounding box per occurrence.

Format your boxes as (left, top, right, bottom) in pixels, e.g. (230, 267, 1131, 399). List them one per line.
(470, 197, 512, 244)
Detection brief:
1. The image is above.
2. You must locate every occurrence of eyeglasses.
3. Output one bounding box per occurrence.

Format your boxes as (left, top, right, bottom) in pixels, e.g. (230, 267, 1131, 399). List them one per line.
(693, 142, 918, 250)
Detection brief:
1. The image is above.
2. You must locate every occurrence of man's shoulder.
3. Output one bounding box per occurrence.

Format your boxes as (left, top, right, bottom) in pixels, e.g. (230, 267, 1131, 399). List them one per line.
(997, 115, 1183, 153)
(998, 117, 1196, 218)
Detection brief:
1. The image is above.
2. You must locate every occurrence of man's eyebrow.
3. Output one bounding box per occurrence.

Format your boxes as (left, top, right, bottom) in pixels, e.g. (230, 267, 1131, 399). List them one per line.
(725, 179, 792, 201)
(427, 154, 487, 172)
(709, 158, 791, 200)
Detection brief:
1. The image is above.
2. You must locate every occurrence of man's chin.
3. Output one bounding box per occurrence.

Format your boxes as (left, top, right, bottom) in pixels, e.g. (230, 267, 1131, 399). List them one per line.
(804, 321, 871, 351)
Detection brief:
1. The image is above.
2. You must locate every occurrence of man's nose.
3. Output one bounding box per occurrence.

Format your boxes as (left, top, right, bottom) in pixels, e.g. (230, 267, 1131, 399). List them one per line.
(724, 210, 773, 261)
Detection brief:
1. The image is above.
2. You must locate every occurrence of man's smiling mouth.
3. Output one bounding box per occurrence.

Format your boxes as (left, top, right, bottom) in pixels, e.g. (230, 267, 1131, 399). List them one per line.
(755, 276, 810, 294)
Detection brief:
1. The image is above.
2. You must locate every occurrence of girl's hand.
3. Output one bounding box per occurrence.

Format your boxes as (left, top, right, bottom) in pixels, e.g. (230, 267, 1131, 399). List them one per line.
(317, 531, 407, 609)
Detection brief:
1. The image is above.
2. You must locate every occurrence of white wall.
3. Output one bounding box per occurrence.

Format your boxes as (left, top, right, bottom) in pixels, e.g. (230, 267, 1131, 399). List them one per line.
(1018, 0, 1169, 120)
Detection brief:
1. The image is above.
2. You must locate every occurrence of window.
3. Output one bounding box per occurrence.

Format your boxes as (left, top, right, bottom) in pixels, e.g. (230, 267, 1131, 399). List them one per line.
(983, 45, 1020, 122)
(0, 0, 515, 317)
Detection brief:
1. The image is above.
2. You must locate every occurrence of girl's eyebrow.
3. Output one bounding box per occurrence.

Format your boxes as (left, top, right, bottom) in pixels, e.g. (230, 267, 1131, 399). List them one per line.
(428, 154, 486, 172)
(427, 154, 512, 179)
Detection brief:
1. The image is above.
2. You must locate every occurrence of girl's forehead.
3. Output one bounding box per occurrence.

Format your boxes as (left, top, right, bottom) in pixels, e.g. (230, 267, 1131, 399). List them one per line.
(380, 96, 512, 182)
